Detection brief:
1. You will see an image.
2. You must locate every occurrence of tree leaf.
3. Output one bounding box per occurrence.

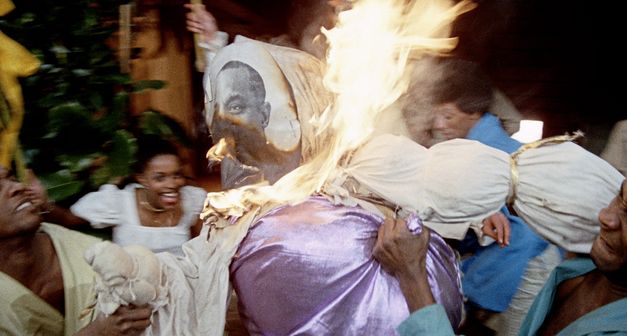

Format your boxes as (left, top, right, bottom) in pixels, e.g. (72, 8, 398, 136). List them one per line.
(106, 130, 136, 177)
(56, 154, 95, 173)
(39, 170, 85, 202)
(139, 110, 192, 147)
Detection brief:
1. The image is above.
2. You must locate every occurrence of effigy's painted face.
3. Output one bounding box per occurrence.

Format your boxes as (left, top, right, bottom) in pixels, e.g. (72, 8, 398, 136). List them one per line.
(591, 179, 627, 275)
(210, 61, 301, 188)
(213, 63, 270, 136)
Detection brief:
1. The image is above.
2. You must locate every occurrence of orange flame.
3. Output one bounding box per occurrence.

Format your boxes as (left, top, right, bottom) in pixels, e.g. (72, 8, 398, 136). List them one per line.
(203, 0, 476, 220)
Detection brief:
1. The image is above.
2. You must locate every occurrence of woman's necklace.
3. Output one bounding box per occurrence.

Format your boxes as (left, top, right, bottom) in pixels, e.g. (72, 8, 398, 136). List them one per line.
(139, 189, 166, 213)
(151, 210, 175, 227)
(138, 188, 178, 227)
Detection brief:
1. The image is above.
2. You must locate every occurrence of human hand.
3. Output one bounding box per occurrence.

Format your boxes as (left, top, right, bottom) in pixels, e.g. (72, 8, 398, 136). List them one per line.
(76, 305, 152, 336)
(481, 212, 510, 247)
(23, 169, 51, 213)
(373, 217, 430, 279)
(373, 217, 435, 311)
(184, 3, 218, 44)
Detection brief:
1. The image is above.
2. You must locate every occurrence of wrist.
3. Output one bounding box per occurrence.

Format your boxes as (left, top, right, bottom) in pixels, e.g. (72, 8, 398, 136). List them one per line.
(40, 200, 55, 214)
(397, 267, 429, 291)
(396, 263, 435, 312)
(396, 258, 427, 283)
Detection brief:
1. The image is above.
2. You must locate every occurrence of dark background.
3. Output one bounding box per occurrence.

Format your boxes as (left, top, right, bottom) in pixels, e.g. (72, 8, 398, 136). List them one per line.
(451, 0, 625, 153)
(156, 0, 626, 154)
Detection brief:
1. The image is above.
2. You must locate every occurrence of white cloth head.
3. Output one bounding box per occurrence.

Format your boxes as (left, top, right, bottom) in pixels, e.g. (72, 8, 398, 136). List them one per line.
(205, 36, 330, 160)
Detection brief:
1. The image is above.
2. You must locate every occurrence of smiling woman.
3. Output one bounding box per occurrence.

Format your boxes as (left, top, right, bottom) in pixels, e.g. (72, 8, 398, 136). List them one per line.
(48, 135, 208, 256)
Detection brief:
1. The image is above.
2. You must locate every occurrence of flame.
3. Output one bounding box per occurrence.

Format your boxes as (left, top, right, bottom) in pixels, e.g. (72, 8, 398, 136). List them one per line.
(202, 0, 476, 220)
(206, 137, 229, 160)
(274, 0, 475, 198)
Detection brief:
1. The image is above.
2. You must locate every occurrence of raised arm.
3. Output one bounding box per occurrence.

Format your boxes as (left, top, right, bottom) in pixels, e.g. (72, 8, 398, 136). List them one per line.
(184, 3, 218, 44)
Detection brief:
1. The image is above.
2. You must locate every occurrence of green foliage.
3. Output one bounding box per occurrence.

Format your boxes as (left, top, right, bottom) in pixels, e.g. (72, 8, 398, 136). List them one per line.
(1, 0, 189, 204)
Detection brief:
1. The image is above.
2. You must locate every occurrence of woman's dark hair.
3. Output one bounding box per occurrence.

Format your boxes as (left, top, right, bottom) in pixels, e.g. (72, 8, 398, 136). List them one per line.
(133, 134, 181, 174)
(430, 57, 494, 116)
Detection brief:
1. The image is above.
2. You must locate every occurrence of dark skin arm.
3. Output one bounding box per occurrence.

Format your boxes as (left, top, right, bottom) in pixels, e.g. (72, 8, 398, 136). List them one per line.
(74, 305, 152, 336)
(373, 218, 435, 311)
(190, 216, 204, 237)
(24, 170, 90, 229)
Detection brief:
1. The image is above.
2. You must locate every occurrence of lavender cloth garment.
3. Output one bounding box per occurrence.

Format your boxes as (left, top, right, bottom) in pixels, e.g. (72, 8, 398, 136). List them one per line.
(231, 196, 463, 335)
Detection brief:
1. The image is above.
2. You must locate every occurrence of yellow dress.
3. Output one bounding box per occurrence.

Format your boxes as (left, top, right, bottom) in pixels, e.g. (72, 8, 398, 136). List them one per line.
(0, 224, 100, 336)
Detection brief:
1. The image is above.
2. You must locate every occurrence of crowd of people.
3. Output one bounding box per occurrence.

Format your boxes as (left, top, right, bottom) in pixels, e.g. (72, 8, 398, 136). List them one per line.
(1, 1, 626, 336)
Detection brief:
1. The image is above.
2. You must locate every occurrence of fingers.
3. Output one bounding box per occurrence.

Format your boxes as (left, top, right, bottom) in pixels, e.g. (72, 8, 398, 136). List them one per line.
(25, 169, 35, 184)
(482, 212, 510, 247)
(496, 220, 504, 247)
(502, 215, 511, 246)
(116, 304, 152, 318)
(112, 305, 152, 332)
(481, 216, 497, 240)
(184, 3, 206, 13)
(492, 212, 510, 247)
(418, 225, 430, 247)
(186, 22, 205, 34)
(184, 3, 218, 42)
(373, 218, 392, 257)
(184, 3, 214, 24)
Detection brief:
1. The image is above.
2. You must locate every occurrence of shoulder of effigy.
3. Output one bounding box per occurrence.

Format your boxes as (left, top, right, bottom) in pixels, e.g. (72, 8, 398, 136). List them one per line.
(253, 196, 382, 224)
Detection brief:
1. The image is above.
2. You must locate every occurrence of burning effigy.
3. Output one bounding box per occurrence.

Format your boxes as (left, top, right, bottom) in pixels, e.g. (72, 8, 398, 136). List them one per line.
(83, 0, 623, 335)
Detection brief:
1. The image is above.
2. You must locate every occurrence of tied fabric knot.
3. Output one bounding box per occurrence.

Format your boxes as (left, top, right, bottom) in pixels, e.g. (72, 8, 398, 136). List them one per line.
(85, 242, 167, 316)
(507, 131, 584, 206)
(321, 167, 360, 207)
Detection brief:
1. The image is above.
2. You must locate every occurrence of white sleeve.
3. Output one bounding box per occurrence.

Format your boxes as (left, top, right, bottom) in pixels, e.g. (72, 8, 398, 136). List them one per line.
(199, 31, 229, 69)
(70, 184, 123, 228)
(180, 186, 208, 229)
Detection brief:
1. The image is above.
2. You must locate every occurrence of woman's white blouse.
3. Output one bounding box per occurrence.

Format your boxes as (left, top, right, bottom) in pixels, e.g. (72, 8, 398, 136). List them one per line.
(71, 183, 207, 256)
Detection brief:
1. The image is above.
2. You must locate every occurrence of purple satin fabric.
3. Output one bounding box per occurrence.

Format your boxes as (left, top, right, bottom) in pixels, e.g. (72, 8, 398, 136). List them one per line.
(230, 196, 463, 335)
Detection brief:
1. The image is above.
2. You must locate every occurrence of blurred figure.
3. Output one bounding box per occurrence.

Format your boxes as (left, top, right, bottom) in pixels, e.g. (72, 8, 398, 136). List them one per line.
(185, 0, 337, 61)
(394, 58, 522, 148)
(424, 56, 562, 335)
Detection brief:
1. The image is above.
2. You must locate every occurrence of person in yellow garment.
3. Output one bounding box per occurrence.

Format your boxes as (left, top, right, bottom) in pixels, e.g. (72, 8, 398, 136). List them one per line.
(0, 0, 40, 178)
(0, 166, 153, 336)
(1, 1, 152, 333)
